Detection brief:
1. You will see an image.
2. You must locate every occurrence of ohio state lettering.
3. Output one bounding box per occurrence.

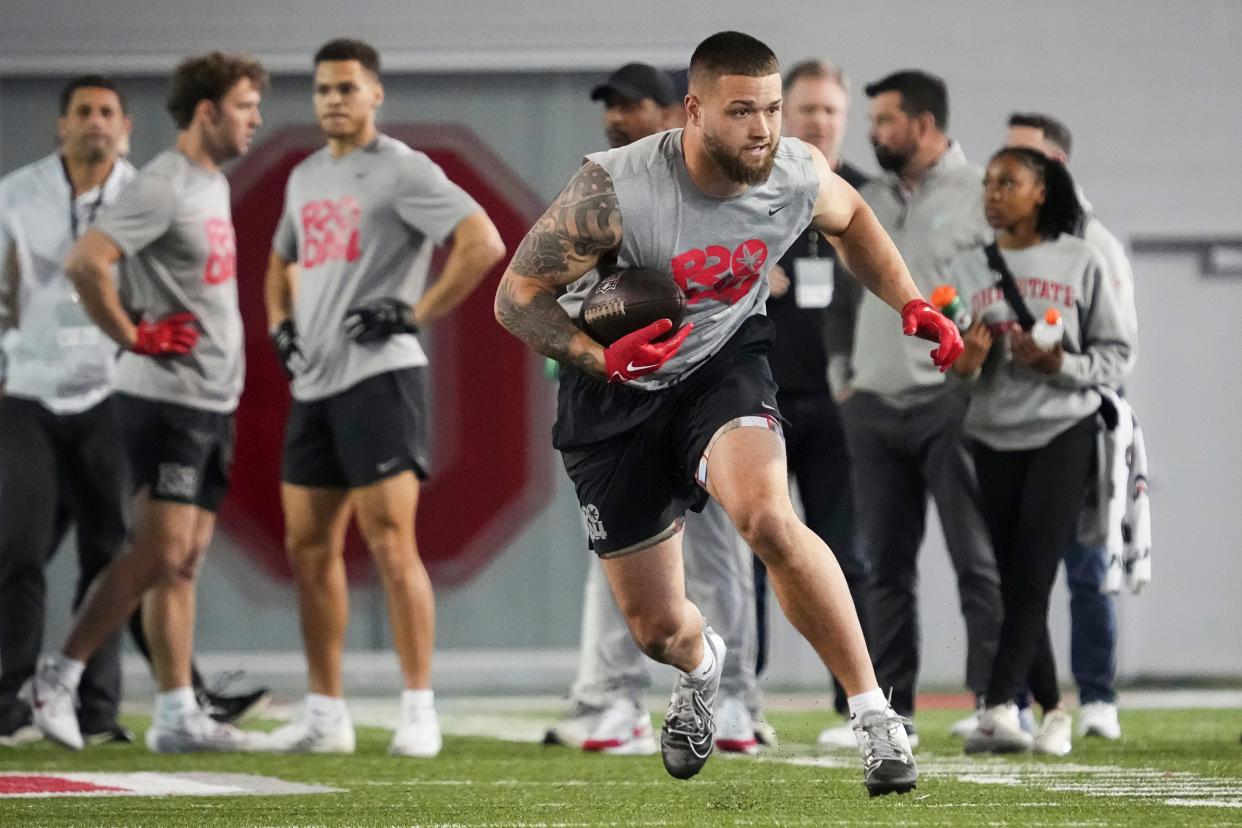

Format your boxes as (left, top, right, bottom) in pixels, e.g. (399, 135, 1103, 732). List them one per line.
(203, 218, 236, 285)
(301, 197, 362, 268)
(670, 239, 769, 305)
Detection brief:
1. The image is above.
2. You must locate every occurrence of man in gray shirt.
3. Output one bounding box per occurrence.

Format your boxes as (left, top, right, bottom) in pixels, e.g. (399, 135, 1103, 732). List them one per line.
(24, 52, 268, 754)
(263, 39, 506, 758)
(833, 70, 1001, 744)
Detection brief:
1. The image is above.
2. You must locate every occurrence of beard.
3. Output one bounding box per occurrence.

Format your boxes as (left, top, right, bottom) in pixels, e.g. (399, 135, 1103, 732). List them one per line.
(872, 141, 913, 173)
(704, 129, 779, 185)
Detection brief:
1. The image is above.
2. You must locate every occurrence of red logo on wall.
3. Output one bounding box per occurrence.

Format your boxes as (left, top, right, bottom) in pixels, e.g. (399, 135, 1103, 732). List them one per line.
(670, 238, 769, 305)
(223, 125, 551, 586)
(300, 197, 362, 268)
(203, 218, 236, 285)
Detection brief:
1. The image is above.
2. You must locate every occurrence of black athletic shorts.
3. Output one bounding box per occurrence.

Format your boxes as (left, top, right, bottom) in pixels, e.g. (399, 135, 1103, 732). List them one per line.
(282, 367, 430, 489)
(554, 315, 783, 558)
(112, 393, 234, 512)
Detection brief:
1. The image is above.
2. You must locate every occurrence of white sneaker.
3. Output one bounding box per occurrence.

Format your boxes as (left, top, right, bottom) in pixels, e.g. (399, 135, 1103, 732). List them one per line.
(390, 703, 442, 758)
(581, 697, 656, 755)
(1078, 702, 1121, 740)
(0, 723, 43, 747)
(752, 711, 779, 748)
(964, 703, 1034, 754)
(1033, 709, 1073, 756)
(264, 705, 356, 754)
(950, 708, 981, 738)
(819, 719, 858, 750)
(1018, 705, 1038, 735)
(19, 658, 82, 751)
(544, 700, 606, 749)
(715, 696, 759, 755)
(145, 707, 258, 753)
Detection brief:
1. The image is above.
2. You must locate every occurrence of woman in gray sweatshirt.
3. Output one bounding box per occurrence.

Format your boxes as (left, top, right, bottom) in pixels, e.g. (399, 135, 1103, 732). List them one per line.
(949, 148, 1134, 758)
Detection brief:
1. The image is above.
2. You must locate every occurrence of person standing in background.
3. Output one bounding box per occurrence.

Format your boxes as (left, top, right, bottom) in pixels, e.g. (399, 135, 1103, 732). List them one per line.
(953, 147, 1134, 756)
(753, 58, 871, 743)
(24, 52, 268, 753)
(830, 70, 1000, 747)
(0, 75, 135, 747)
(1004, 112, 1138, 741)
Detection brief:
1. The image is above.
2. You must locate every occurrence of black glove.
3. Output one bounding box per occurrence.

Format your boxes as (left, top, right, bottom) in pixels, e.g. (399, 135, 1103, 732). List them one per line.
(270, 319, 307, 379)
(343, 297, 419, 344)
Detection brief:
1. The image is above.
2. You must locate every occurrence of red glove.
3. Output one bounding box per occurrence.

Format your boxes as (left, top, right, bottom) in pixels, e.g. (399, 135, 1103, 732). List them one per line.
(901, 299, 963, 372)
(132, 312, 200, 356)
(603, 318, 693, 383)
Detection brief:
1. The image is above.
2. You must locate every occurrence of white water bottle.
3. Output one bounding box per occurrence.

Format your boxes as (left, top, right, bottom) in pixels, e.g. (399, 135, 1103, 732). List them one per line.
(1032, 307, 1064, 349)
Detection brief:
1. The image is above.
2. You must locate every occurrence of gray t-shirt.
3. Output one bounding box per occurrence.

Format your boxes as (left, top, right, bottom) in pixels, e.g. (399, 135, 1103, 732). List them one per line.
(94, 150, 243, 413)
(566, 129, 819, 390)
(950, 235, 1136, 451)
(273, 135, 480, 401)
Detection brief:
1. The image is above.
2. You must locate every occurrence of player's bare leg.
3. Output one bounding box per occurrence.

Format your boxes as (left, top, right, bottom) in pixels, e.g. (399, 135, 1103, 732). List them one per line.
(602, 533, 724, 779)
(704, 426, 875, 693)
(353, 470, 440, 757)
(282, 484, 353, 697)
(600, 533, 704, 671)
(141, 506, 215, 693)
(706, 423, 917, 796)
(352, 471, 433, 691)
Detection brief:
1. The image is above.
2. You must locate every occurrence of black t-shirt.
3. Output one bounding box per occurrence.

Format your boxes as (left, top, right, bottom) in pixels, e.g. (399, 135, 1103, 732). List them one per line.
(766, 160, 869, 394)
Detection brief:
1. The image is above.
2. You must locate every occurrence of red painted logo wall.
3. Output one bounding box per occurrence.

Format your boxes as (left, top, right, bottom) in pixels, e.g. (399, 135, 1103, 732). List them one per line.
(222, 124, 550, 586)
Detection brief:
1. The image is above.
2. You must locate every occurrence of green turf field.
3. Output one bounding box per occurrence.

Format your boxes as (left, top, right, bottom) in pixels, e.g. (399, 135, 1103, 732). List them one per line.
(2, 708, 1240, 826)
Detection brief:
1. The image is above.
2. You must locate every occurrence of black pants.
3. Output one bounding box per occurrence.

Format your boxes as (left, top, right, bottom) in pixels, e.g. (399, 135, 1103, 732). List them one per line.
(973, 417, 1097, 710)
(0, 396, 127, 729)
(841, 388, 1001, 717)
(755, 389, 865, 716)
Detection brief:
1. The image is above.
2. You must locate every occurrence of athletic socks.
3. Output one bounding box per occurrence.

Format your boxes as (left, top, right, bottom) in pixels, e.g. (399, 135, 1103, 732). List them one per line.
(154, 686, 199, 729)
(686, 634, 717, 683)
(307, 693, 349, 720)
(401, 689, 434, 711)
(45, 653, 86, 690)
(847, 688, 889, 719)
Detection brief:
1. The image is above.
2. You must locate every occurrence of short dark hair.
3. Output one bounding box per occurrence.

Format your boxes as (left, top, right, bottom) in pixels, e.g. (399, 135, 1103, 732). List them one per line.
(990, 147, 1084, 239)
(314, 38, 381, 77)
(688, 31, 779, 92)
(864, 70, 948, 131)
(782, 59, 849, 95)
(60, 74, 126, 115)
(166, 52, 268, 129)
(1009, 112, 1074, 159)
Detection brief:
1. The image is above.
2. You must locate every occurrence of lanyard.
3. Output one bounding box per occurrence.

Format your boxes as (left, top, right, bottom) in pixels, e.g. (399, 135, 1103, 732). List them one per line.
(60, 156, 107, 240)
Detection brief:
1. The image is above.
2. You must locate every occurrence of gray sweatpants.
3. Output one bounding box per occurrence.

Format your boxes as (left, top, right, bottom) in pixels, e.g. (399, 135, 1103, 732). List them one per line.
(569, 497, 760, 712)
(840, 386, 1001, 717)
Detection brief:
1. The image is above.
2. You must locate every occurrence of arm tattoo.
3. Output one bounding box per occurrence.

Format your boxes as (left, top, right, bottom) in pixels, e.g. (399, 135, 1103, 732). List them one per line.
(495, 275, 602, 374)
(510, 161, 621, 281)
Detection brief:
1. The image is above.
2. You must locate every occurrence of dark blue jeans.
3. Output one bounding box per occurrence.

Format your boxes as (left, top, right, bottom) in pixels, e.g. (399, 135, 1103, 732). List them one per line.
(1065, 540, 1117, 703)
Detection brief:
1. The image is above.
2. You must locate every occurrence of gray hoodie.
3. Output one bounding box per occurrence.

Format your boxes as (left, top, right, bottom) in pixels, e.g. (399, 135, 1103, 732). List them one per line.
(950, 234, 1136, 451)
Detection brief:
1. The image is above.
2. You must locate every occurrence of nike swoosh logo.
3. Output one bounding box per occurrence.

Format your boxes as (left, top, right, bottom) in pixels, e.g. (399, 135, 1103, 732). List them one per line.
(768, 203, 789, 216)
(376, 457, 401, 473)
(627, 361, 659, 373)
(760, 401, 777, 411)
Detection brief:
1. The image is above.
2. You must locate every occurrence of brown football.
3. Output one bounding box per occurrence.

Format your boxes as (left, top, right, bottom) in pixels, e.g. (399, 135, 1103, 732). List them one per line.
(580, 268, 686, 346)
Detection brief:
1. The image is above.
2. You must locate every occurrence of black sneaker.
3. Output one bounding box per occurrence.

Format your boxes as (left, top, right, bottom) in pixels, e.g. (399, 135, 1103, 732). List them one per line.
(197, 672, 271, 724)
(0, 704, 41, 747)
(853, 708, 918, 797)
(82, 721, 135, 745)
(660, 628, 726, 780)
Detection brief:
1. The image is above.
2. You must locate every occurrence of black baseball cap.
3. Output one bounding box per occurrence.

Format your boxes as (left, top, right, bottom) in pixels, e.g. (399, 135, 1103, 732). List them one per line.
(590, 63, 677, 107)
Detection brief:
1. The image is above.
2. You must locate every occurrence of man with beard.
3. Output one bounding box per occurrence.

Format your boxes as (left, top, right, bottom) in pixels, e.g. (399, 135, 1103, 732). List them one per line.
(496, 31, 961, 795)
(835, 70, 1000, 741)
(24, 52, 268, 753)
(547, 61, 768, 758)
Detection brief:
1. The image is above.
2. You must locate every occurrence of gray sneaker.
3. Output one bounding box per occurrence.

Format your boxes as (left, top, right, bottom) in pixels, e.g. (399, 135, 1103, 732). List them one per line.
(145, 707, 257, 753)
(853, 708, 918, 797)
(660, 628, 726, 780)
